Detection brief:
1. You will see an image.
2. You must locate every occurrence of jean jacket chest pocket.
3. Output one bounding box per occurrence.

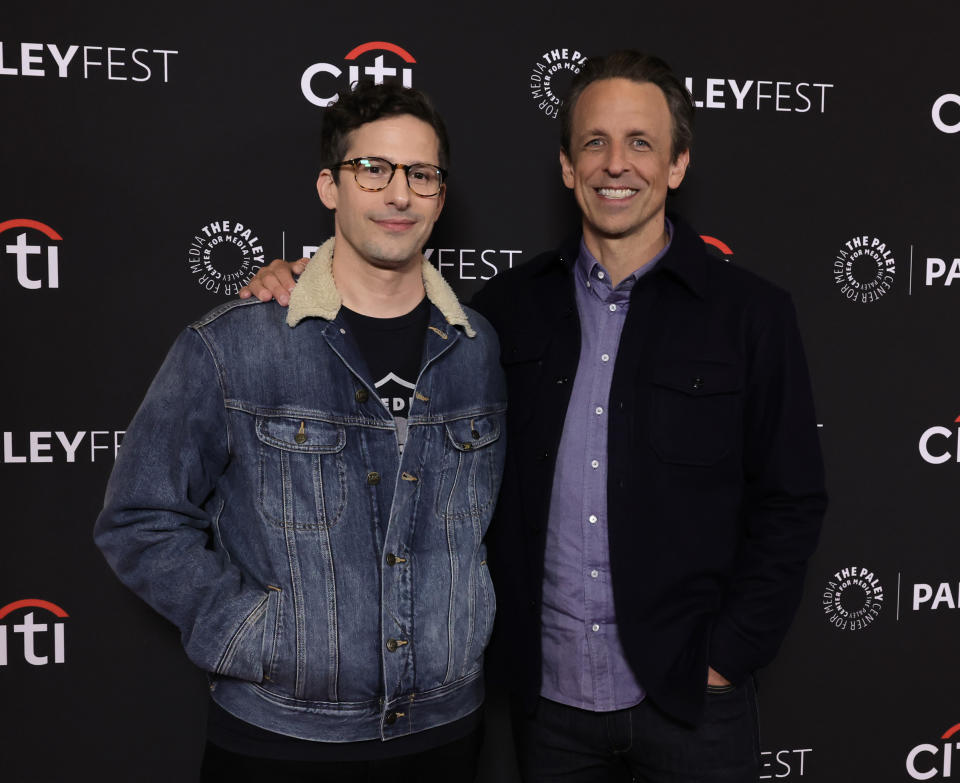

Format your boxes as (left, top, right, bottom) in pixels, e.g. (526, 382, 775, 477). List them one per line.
(256, 415, 347, 528)
(437, 415, 502, 521)
(650, 362, 742, 466)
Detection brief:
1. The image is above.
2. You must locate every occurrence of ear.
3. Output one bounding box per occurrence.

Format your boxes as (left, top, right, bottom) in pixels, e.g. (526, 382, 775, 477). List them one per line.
(668, 149, 690, 190)
(317, 169, 338, 210)
(560, 148, 575, 190)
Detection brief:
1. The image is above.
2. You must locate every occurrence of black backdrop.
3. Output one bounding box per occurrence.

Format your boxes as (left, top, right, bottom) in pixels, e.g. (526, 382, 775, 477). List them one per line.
(3, 2, 960, 780)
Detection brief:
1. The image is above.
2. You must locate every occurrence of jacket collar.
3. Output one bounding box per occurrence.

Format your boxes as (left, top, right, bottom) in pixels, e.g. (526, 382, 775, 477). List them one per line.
(551, 215, 709, 300)
(286, 237, 476, 337)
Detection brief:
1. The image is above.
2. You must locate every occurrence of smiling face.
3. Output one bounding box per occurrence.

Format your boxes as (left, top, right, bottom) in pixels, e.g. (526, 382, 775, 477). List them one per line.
(317, 114, 445, 272)
(560, 78, 689, 254)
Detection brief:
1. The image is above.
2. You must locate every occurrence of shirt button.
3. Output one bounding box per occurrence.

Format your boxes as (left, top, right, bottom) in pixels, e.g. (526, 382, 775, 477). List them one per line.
(595, 406, 603, 415)
(590, 459, 599, 469)
(385, 711, 399, 725)
(591, 623, 600, 632)
(600, 353, 610, 362)
(355, 388, 369, 403)
(386, 553, 397, 566)
(588, 514, 598, 524)
(608, 304, 617, 312)
(367, 471, 381, 485)
(597, 271, 605, 280)
(590, 569, 599, 578)
(585, 281, 591, 288)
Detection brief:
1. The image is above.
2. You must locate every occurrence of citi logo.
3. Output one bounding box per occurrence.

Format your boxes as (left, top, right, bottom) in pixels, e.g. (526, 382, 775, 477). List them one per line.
(701, 235, 734, 262)
(301, 42, 415, 108)
(1, 219, 60, 289)
(933, 94, 960, 134)
(919, 417, 960, 464)
(907, 723, 960, 779)
(0, 599, 67, 666)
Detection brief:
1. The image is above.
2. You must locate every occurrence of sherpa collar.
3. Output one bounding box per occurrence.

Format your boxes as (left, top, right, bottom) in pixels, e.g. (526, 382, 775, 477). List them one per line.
(286, 237, 476, 337)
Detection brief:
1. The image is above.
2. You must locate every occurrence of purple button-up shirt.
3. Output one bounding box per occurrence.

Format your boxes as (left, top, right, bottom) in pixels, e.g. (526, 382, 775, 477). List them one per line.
(540, 225, 673, 712)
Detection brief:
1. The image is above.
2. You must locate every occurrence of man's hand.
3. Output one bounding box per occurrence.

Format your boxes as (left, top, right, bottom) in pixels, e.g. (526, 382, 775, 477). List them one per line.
(239, 257, 309, 306)
(707, 666, 731, 687)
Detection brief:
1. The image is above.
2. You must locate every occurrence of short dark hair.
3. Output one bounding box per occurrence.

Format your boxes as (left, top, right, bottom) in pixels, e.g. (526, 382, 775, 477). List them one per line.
(319, 80, 450, 182)
(559, 51, 694, 162)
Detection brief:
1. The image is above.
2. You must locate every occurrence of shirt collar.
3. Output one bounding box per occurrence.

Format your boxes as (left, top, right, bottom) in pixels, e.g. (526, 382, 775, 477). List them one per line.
(574, 218, 674, 301)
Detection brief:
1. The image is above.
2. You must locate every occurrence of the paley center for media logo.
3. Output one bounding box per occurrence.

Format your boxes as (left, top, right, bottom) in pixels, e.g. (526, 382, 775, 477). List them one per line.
(301, 41, 416, 108)
(832, 234, 896, 304)
(187, 219, 266, 296)
(528, 47, 587, 119)
(822, 565, 884, 631)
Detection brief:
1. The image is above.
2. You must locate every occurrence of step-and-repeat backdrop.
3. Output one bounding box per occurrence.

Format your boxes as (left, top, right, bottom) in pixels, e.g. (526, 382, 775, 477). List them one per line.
(3, 2, 959, 780)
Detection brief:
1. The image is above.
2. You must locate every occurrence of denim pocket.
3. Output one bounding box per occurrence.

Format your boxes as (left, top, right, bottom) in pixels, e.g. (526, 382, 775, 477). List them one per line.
(650, 362, 741, 466)
(436, 414, 501, 521)
(256, 415, 347, 528)
(261, 585, 283, 684)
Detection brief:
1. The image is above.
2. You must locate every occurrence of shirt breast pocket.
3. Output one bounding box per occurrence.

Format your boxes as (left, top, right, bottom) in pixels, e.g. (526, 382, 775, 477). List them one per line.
(256, 415, 347, 528)
(437, 414, 502, 522)
(650, 362, 742, 466)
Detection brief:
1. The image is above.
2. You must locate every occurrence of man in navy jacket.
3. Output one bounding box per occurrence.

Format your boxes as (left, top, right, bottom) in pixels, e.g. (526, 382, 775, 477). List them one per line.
(244, 51, 826, 783)
(472, 52, 826, 782)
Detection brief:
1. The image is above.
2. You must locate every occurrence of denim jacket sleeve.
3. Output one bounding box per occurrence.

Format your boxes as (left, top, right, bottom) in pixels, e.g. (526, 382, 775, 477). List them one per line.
(94, 327, 270, 682)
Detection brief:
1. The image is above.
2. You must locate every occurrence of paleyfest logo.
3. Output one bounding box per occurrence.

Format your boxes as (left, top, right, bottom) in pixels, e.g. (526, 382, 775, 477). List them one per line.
(528, 47, 586, 118)
(832, 234, 896, 304)
(187, 219, 265, 296)
(301, 42, 415, 108)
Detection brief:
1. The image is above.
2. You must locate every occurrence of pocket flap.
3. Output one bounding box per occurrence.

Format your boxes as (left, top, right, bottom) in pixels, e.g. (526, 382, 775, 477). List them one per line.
(256, 415, 346, 453)
(444, 415, 501, 451)
(652, 362, 741, 397)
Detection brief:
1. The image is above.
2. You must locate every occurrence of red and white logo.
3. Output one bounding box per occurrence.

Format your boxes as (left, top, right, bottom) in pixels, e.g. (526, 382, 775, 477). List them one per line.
(907, 723, 960, 779)
(919, 416, 960, 464)
(1, 219, 61, 289)
(301, 42, 415, 108)
(0, 599, 68, 666)
(701, 235, 734, 262)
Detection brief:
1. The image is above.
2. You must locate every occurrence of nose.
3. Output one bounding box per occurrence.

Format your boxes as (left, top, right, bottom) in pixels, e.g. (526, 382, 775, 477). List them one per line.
(604, 143, 629, 176)
(383, 168, 411, 209)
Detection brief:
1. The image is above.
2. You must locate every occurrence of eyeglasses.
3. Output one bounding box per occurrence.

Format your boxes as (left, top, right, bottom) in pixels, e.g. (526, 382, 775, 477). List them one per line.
(334, 157, 447, 197)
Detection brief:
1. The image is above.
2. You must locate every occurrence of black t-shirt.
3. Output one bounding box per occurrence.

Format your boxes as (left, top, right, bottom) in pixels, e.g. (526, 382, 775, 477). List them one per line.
(206, 297, 480, 761)
(340, 297, 430, 451)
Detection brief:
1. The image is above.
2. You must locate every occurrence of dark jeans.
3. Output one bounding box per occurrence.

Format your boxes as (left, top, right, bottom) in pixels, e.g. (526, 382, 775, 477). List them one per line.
(514, 681, 759, 783)
(200, 725, 483, 783)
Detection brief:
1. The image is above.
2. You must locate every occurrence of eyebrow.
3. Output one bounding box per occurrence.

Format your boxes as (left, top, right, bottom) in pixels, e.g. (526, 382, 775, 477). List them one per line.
(581, 128, 653, 139)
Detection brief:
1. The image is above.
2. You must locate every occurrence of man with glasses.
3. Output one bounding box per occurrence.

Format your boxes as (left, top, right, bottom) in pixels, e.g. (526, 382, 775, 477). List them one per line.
(244, 51, 826, 782)
(95, 80, 506, 782)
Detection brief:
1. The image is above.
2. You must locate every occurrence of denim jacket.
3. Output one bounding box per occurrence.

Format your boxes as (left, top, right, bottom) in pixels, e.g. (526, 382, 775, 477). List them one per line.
(95, 238, 507, 742)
